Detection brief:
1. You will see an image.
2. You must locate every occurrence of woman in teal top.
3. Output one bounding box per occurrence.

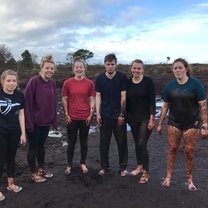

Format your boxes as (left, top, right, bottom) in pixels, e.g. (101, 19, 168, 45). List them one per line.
(157, 58, 208, 191)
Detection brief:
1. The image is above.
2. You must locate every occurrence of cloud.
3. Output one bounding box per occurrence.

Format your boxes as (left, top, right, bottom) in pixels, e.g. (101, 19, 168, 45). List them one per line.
(0, 0, 208, 63)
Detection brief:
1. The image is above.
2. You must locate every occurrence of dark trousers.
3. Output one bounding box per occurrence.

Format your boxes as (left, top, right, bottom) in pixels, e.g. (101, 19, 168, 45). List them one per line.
(27, 126, 49, 173)
(0, 132, 20, 178)
(100, 118, 128, 171)
(66, 120, 90, 166)
(128, 120, 152, 172)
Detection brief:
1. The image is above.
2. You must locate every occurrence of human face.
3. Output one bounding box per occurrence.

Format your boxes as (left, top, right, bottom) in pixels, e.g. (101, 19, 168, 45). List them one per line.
(172, 61, 188, 80)
(2, 75, 17, 94)
(105, 60, 117, 74)
(40, 62, 55, 81)
(73, 61, 85, 79)
(131, 62, 143, 78)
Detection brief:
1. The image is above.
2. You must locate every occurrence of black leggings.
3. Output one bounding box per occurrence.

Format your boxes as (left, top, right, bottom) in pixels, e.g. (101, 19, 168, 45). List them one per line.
(66, 120, 90, 166)
(128, 121, 152, 171)
(0, 132, 20, 178)
(27, 126, 49, 173)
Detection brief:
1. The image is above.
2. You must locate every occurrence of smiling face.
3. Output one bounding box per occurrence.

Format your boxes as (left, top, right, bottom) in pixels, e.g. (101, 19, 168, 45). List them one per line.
(2, 75, 18, 94)
(131, 62, 144, 78)
(40, 61, 55, 81)
(73, 61, 85, 79)
(172, 61, 188, 80)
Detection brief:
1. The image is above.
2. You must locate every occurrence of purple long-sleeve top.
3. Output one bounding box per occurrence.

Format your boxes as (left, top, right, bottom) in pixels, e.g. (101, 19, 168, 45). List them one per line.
(24, 75, 58, 132)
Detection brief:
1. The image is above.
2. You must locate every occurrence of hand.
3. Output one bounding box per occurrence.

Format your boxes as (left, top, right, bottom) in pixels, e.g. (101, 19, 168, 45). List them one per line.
(147, 119, 155, 130)
(157, 124, 162, 135)
(201, 128, 208, 139)
(96, 114, 102, 125)
(117, 116, 125, 126)
(65, 115, 72, 124)
(20, 135, 26, 146)
(85, 115, 92, 126)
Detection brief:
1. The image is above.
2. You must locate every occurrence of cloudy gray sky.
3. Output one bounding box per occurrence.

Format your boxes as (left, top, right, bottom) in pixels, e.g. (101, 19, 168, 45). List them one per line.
(1, 0, 208, 64)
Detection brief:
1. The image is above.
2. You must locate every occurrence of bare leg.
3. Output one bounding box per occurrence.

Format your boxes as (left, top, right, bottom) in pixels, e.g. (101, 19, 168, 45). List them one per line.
(163, 125, 182, 187)
(183, 128, 198, 191)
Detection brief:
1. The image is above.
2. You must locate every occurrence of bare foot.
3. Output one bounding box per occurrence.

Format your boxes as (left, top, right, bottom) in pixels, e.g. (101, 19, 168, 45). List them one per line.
(162, 178, 171, 187)
(188, 181, 197, 191)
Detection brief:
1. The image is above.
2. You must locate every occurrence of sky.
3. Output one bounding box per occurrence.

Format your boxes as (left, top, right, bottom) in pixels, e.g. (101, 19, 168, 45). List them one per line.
(1, 0, 208, 64)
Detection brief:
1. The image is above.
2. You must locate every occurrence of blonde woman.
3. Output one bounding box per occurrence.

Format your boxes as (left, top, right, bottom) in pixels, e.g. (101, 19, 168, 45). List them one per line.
(126, 59, 155, 183)
(0, 70, 26, 201)
(24, 54, 58, 183)
(62, 58, 95, 174)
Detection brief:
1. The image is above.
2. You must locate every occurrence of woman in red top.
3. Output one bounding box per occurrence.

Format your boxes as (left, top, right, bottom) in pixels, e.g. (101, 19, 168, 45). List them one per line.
(62, 58, 95, 174)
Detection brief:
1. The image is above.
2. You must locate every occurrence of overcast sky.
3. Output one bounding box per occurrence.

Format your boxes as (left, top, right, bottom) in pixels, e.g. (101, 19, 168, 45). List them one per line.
(1, 0, 208, 64)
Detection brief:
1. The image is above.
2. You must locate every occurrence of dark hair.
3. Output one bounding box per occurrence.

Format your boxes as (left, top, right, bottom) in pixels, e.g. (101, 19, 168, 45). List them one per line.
(172, 58, 191, 77)
(130, 59, 144, 68)
(104, 53, 117, 64)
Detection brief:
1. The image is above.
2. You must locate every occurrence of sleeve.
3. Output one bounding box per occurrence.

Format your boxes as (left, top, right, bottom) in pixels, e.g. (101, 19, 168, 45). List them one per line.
(24, 78, 36, 132)
(161, 83, 170, 103)
(148, 78, 156, 115)
(121, 73, 128, 91)
(51, 81, 58, 129)
(195, 79, 206, 101)
(89, 81, 96, 97)
(61, 80, 68, 97)
(95, 75, 101, 92)
(19, 91, 25, 110)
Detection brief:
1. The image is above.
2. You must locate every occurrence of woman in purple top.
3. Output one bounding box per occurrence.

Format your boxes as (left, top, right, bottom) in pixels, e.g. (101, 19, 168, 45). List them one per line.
(24, 54, 58, 183)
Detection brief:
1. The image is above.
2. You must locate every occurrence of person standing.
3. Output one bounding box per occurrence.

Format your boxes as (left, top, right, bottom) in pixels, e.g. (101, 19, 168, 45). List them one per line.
(0, 70, 26, 201)
(126, 59, 155, 183)
(24, 54, 58, 183)
(95, 53, 128, 176)
(62, 58, 95, 174)
(157, 58, 208, 191)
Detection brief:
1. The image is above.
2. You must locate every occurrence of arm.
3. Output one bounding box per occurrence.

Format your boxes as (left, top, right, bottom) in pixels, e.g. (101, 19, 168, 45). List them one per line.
(95, 92, 102, 125)
(51, 82, 58, 129)
(118, 90, 126, 126)
(147, 114, 155, 130)
(198, 100, 208, 138)
(157, 102, 169, 135)
(18, 109, 26, 145)
(86, 96, 95, 126)
(24, 79, 35, 132)
(147, 78, 156, 130)
(62, 96, 71, 124)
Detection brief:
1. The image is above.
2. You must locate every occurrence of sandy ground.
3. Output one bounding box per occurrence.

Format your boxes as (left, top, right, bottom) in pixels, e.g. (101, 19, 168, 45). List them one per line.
(1, 119, 208, 208)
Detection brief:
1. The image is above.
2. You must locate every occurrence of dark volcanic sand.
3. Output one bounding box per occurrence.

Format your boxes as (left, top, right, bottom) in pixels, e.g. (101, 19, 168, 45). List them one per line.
(1, 118, 208, 208)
